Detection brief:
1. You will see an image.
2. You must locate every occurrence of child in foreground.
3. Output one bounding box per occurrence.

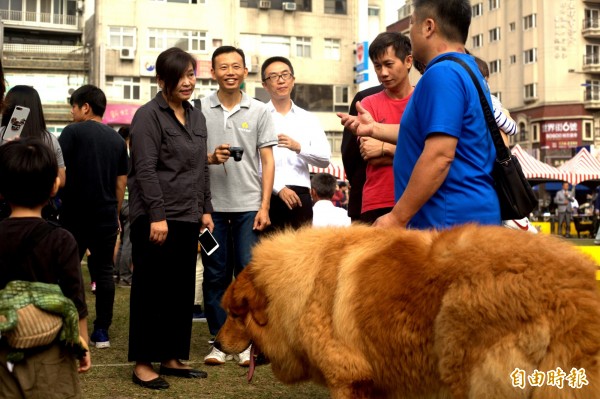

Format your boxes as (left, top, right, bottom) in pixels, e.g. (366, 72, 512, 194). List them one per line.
(0, 138, 91, 398)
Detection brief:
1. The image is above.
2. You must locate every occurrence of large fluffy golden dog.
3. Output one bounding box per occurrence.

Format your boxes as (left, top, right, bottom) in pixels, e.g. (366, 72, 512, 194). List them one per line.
(215, 224, 600, 399)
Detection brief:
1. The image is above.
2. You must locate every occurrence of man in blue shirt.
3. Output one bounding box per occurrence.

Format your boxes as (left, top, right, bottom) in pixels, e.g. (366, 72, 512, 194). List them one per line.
(338, 0, 500, 229)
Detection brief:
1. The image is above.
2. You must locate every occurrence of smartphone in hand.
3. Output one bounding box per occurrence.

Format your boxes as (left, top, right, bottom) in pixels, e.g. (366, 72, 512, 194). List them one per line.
(198, 228, 219, 256)
(1, 106, 30, 142)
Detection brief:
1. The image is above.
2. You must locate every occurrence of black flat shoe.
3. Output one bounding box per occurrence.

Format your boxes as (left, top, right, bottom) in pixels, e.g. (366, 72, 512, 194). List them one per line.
(159, 365, 208, 378)
(132, 372, 170, 390)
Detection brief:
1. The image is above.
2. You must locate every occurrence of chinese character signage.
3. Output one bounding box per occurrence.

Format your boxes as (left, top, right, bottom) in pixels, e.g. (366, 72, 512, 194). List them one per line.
(541, 120, 581, 149)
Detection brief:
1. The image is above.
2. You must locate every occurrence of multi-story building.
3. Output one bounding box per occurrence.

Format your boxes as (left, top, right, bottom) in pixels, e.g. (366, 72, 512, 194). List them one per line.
(389, 0, 600, 167)
(90, 0, 387, 164)
(0, 0, 88, 135)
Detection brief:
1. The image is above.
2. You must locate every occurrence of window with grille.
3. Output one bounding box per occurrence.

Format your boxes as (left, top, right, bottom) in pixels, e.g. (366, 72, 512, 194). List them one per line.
(523, 48, 537, 64)
(523, 14, 536, 30)
(489, 27, 501, 43)
(108, 26, 136, 49)
(472, 34, 483, 48)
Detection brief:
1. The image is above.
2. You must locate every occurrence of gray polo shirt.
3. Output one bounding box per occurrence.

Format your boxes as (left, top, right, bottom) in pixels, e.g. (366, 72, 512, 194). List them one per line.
(202, 91, 277, 212)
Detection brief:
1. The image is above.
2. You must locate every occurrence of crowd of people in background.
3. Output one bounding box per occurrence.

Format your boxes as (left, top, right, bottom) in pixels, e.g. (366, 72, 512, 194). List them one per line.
(3, 0, 599, 396)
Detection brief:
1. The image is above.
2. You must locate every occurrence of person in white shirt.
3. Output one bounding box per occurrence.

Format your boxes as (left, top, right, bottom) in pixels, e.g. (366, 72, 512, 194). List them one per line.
(311, 173, 351, 227)
(261, 56, 331, 230)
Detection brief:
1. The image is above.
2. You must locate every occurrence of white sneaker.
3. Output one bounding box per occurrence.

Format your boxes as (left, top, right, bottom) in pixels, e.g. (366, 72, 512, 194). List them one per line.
(236, 345, 251, 367)
(204, 346, 233, 365)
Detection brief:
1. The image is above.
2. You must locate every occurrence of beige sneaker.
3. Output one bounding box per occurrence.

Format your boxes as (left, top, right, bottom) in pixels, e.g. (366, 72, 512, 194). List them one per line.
(236, 345, 251, 367)
(204, 346, 233, 365)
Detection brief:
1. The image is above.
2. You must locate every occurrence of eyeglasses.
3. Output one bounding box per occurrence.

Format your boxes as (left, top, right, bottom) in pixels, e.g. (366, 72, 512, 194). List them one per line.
(264, 72, 294, 82)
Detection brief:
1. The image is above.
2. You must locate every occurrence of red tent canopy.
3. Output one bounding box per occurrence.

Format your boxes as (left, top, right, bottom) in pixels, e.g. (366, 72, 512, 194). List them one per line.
(510, 144, 569, 183)
(558, 147, 600, 185)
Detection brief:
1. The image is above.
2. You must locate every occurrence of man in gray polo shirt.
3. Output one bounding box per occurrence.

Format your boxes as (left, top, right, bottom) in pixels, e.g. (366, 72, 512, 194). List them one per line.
(201, 45, 277, 367)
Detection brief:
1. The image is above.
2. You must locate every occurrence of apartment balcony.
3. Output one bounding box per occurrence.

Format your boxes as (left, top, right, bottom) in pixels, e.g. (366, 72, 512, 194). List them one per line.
(2, 44, 89, 71)
(583, 18, 600, 38)
(583, 54, 600, 73)
(0, 10, 80, 32)
(584, 89, 600, 110)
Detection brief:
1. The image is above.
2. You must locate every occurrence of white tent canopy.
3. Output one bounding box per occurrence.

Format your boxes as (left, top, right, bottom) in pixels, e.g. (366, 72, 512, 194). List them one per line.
(510, 144, 569, 183)
(558, 147, 600, 185)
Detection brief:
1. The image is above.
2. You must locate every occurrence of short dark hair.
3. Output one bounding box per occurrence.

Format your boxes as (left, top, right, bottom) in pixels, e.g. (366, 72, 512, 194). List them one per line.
(70, 85, 107, 117)
(0, 138, 57, 208)
(474, 56, 489, 78)
(117, 126, 130, 141)
(261, 56, 295, 81)
(156, 47, 197, 97)
(1, 85, 49, 141)
(368, 32, 412, 64)
(211, 46, 246, 69)
(311, 173, 337, 200)
(413, 0, 471, 45)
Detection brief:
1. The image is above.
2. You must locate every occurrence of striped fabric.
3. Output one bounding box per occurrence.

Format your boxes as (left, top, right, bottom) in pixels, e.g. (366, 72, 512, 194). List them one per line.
(558, 148, 600, 185)
(309, 162, 346, 180)
(511, 144, 570, 182)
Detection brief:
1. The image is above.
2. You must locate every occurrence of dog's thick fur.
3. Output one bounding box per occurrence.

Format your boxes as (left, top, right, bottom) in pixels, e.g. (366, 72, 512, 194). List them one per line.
(216, 225, 600, 399)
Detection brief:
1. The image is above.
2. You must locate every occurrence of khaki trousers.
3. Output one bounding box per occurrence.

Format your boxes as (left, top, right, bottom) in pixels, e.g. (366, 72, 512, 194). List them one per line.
(0, 342, 81, 399)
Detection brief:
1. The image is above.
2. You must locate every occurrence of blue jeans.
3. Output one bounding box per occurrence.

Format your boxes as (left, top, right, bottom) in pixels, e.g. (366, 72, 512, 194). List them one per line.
(202, 211, 259, 336)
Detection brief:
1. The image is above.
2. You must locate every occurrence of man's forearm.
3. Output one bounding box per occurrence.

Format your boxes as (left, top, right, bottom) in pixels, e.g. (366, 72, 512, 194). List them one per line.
(391, 135, 456, 226)
(259, 147, 275, 210)
(372, 123, 400, 144)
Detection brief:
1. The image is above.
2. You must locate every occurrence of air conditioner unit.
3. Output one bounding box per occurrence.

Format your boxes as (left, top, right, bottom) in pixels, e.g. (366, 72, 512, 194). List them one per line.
(258, 0, 271, 9)
(120, 48, 135, 60)
(282, 2, 297, 11)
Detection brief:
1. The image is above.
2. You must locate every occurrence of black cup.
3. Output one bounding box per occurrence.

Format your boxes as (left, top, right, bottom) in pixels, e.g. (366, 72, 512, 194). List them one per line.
(230, 147, 244, 162)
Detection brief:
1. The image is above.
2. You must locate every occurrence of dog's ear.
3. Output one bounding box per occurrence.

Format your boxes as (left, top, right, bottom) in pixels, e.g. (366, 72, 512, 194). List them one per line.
(230, 270, 268, 327)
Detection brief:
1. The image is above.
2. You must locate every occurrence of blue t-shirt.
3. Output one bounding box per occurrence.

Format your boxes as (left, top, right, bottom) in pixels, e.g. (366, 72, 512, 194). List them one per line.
(393, 52, 501, 229)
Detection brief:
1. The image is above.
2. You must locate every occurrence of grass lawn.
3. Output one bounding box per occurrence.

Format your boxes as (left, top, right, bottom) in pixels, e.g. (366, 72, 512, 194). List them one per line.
(79, 270, 329, 399)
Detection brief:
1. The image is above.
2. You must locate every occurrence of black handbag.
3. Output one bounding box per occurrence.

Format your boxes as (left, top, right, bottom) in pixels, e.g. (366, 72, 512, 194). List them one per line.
(434, 55, 538, 220)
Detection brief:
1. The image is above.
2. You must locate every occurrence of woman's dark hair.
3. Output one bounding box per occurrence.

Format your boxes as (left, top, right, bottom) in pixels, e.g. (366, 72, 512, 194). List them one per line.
(0, 59, 6, 112)
(1, 85, 50, 142)
(0, 137, 57, 208)
(156, 47, 197, 97)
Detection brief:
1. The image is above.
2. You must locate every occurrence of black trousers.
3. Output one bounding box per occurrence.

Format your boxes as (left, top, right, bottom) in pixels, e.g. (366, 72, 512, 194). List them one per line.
(360, 207, 393, 225)
(128, 217, 199, 362)
(62, 222, 117, 331)
(269, 186, 313, 230)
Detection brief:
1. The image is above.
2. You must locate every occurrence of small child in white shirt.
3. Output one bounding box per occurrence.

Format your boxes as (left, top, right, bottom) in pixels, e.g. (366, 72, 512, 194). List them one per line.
(310, 173, 351, 227)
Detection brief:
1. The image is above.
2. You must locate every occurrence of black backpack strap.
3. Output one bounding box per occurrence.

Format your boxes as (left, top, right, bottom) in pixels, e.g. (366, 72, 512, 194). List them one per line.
(429, 55, 510, 163)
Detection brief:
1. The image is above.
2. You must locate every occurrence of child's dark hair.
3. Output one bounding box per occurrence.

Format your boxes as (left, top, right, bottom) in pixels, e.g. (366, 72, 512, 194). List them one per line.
(311, 173, 337, 199)
(70, 84, 107, 117)
(0, 138, 57, 208)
